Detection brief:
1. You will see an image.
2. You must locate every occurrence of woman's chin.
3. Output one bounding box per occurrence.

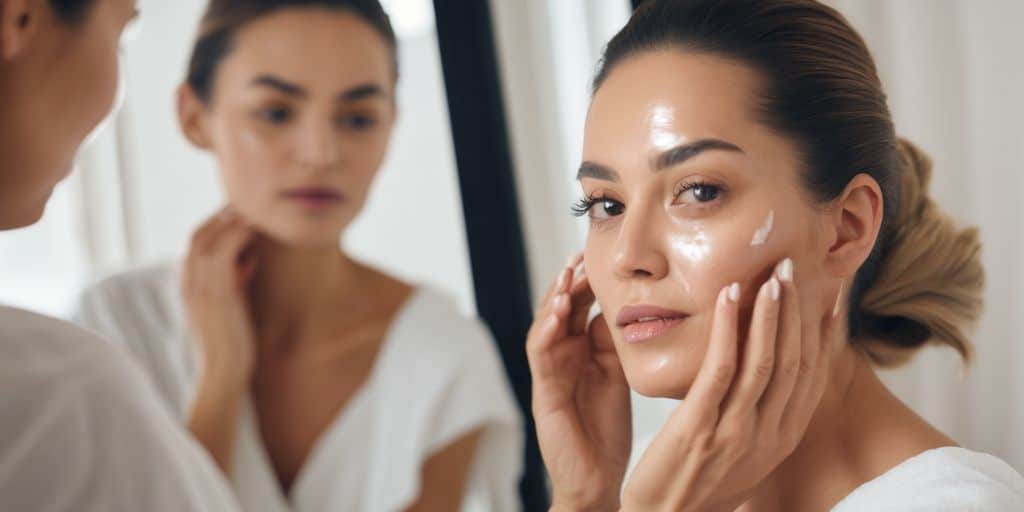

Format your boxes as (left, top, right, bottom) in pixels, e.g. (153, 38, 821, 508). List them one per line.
(257, 222, 345, 248)
(624, 366, 695, 400)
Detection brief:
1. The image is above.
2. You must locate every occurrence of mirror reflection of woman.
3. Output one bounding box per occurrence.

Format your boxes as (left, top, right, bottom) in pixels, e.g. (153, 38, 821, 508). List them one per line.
(527, 1, 1024, 511)
(74, 2, 522, 511)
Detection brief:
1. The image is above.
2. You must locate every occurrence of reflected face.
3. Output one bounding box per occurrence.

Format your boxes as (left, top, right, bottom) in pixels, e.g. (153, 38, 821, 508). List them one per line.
(580, 51, 832, 398)
(0, 0, 137, 229)
(198, 8, 396, 246)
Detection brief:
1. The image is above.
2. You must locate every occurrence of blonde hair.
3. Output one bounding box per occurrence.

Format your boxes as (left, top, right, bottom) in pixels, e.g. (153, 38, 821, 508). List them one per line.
(854, 138, 985, 367)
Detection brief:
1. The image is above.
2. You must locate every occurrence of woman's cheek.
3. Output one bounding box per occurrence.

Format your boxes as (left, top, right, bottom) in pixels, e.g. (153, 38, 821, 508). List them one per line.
(668, 208, 787, 308)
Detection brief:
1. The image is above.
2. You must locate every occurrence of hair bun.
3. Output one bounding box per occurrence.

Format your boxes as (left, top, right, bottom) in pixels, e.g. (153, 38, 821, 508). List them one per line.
(856, 138, 985, 366)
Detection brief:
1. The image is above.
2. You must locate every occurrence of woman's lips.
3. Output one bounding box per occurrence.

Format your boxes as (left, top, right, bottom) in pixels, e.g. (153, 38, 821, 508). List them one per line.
(281, 187, 345, 209)
(616, 304, 688, 344)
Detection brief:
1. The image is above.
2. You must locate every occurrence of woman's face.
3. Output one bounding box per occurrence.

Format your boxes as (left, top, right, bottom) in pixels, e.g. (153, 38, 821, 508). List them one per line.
(189, 8, 396, 246)
(0, 0, 137, 229)
(581, 51, 834, 399)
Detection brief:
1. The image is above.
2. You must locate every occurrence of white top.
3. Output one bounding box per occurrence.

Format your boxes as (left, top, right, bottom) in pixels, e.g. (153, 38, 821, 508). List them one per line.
(73, 263, 524, 512)
(832, 447, 1024, 511)
(0, 305, 240, 512)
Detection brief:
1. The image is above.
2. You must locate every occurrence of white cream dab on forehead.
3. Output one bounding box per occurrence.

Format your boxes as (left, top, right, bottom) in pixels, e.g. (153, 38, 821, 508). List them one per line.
(750, 210, 774, 247)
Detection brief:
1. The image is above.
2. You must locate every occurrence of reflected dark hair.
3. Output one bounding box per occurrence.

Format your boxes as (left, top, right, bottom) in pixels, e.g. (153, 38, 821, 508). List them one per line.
(49, 0, 96, 23)
(596, 0, 984, 366)
(186, 0, 398, 103)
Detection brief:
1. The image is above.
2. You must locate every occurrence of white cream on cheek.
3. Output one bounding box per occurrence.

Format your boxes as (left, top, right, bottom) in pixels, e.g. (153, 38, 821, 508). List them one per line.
(750, 209, 775, 247)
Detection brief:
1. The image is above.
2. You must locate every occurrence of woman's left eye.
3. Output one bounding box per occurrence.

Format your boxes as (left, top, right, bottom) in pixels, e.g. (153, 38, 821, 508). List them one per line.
(338, 114, 377, 130)
(676, 182, 722, 204)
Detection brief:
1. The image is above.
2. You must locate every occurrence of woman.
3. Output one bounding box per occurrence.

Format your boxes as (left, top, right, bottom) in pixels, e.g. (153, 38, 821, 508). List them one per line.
(0, 0, 239, 510)
(74, 1, 522, 511)
(527, 1, 1024, 510)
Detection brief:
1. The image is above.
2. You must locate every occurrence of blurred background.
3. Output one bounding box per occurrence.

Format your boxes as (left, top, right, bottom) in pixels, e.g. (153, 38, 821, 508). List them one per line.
(1, 0, 1021, 507)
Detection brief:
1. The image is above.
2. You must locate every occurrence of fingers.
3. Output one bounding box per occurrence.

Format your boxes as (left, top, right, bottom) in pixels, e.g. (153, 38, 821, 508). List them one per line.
(568, 263, 596, 336)
(537, 253, 583, 315)
(185, 207, 256, 295)
(781, 288, 837, 433)
(189, 207, 234, 255)
(526, 267, 573, 376)
(587, 314, 626, 381)
(759, 258, 800, 426)
(683, 282, 741, 423)
(722, 275, 781, 413)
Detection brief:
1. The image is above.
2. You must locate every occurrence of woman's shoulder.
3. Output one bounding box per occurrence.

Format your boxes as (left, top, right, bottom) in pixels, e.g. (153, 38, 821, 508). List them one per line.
(387, 285, 496, 358)
(832, 447, 1024, 511)
(74, 262, 183, 331)
(0, 305, 112, 375)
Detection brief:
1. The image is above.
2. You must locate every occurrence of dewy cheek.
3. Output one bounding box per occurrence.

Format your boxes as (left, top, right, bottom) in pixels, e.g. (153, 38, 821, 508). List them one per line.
(669, 230, 711, 263)
(667, 230, 711, 297)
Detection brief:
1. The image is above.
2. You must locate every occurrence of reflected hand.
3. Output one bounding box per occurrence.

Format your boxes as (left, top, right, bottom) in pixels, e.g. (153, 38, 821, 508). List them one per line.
(182, 206, 259, 389)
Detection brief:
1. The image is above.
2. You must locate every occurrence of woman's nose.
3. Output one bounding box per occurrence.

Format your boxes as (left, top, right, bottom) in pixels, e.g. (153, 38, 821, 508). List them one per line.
(611, 208, 670, 281)
(297, 120, 340, 168)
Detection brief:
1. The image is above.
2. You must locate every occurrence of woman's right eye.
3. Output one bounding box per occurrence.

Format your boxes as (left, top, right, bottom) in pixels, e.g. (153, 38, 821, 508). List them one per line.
(591, 199, 625, 219)
(256, 106, 292, 124)
(573, 196, 625, 220)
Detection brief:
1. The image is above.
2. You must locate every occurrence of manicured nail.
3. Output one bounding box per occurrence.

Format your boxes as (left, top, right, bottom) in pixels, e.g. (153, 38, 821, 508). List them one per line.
(727, 282, 741, 302)
(769, 277, 780, 301)
(566, 254, 580, 268)
(777, 258, 793, 282)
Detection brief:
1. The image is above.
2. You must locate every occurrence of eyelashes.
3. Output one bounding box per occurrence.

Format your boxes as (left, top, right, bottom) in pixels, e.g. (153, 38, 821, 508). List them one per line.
(571, 193, 624, 219)
(573, 179, 723, 219)
(571, 192, 598, 217)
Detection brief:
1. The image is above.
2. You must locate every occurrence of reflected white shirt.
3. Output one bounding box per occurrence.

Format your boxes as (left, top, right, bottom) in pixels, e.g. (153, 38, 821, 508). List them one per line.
(74, 263, 524, 512)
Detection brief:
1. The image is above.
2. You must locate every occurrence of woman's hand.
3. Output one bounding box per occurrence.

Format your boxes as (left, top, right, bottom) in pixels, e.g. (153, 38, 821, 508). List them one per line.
(526, 254, 633, 512)
(182, 206, 259, 473)
(621, 259, 837, 512)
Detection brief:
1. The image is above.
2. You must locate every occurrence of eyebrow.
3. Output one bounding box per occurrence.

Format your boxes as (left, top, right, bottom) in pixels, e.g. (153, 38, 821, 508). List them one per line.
(249, 75, 387, 102)
(576, 138, 745, 182)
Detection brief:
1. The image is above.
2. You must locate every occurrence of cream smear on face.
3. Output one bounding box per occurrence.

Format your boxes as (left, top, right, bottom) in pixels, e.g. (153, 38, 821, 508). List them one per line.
(750, 210, 774, 247)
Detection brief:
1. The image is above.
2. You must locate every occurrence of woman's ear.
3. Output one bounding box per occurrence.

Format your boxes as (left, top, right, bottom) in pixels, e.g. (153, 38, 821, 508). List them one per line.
(177, 83, 212, 149)
(0, 0, 39, 61)
(826, 173, 884, 278)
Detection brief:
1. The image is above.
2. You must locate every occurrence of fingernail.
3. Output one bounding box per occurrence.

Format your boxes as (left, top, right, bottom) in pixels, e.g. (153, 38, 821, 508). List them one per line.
(777, 258, 793, 282)
(727, 282, 741, 302)
(558, 269, 569, 289)
(566, 254, 579, 268)
(769, 277, 780, 301)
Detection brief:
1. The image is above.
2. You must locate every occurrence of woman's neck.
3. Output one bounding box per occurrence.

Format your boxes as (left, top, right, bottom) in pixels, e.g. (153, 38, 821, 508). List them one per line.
(247, 236, 362, 349)
(743, 341, 955, 511)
